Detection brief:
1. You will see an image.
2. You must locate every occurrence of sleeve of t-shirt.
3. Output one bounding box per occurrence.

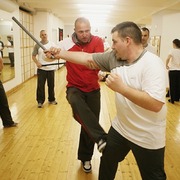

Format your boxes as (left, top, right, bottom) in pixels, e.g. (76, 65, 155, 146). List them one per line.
(168, 49, 173, 56)
(92, 52, 111, 72)
(32, 44, 39, 56)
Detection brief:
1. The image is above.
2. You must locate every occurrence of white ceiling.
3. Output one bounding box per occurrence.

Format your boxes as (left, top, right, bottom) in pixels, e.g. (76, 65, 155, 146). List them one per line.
(14, 0, 180, 26)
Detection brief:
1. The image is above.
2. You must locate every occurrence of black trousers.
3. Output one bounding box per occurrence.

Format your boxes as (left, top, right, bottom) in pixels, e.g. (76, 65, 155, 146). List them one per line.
(36, 69, 56, 104)
(66, 87, 107, 161)
(0, 81, 15, 126)
(8, 52, 14, 67)
(169, 70, 180, 102)
(99, 127, 166, 180)
(0, 51, 3, 58)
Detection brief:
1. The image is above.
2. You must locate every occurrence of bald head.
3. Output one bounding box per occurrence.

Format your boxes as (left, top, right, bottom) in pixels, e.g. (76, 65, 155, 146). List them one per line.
(74, 17, 90, 28)
(74, 17, 91, 44)
(40, 30, 48, 43)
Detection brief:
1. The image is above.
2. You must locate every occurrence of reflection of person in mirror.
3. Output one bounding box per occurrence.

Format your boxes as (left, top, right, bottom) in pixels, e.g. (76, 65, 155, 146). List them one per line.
(0, 53, 18, 128)
(0, 36, 4, 58)
(6, 36, 14, 67)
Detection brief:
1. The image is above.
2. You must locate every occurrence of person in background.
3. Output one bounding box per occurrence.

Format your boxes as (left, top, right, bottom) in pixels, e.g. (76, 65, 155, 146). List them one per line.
(0, 36, 4, 58)
(5, 36, 14, 67)
(0, 53, 18, 128)
(46, 21, 167, 180)
(102, 36, 111, 52)
(141, 27, 157, 55)
(57, 17, 107, 173)
(99, 37, 111, 81)
(166, 38, 180, 104)
(32, 30, 58, 108)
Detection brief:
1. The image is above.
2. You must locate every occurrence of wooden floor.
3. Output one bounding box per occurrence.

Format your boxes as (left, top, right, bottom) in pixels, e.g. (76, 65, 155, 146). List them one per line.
(0, 66, 180, 180)
(1, 62, 15, 83)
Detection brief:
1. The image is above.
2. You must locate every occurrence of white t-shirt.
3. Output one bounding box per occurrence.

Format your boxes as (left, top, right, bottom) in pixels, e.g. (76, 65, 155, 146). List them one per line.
(168, 48, 180, 70)
(93, 51, 167, 149)
(32, 41, 58, 71)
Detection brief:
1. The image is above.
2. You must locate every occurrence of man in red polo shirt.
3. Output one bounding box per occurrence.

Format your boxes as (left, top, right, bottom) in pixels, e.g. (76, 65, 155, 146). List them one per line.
(57, 17, 107, 173)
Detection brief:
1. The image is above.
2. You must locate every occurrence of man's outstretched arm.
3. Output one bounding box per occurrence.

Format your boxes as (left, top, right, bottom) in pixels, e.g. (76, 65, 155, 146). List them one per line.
(46, 48, 100, 69)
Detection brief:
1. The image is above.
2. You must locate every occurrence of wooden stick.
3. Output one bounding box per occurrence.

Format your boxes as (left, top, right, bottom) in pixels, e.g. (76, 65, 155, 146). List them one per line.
(12, 16, 46, 50)
(42, 62, 65, 66)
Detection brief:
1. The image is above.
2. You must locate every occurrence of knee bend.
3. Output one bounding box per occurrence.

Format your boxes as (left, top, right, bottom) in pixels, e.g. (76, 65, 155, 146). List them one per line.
(67, 95, 80, 107)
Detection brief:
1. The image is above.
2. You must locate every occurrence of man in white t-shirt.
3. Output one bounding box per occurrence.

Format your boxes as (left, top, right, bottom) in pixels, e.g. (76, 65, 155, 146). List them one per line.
(46, 21, 167, 180)
(32, 30, 58, 108)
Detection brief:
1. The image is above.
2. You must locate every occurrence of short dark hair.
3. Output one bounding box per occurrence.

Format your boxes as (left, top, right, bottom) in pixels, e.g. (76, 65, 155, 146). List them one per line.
(111, 21, 142, 44)
(173, 39, 180, 48)
(40, 30, 46, 34)
(141, 27, 150, 34)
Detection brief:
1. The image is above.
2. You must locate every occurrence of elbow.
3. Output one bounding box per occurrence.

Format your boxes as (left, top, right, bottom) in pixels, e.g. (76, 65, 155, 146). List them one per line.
(153, 107, 162, 113)
(148, 97, 164, 112)
(152, 103, 164, 113)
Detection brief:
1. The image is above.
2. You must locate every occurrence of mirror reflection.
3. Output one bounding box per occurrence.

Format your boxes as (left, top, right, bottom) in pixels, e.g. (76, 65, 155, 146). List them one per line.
(0, 19, 15, 82)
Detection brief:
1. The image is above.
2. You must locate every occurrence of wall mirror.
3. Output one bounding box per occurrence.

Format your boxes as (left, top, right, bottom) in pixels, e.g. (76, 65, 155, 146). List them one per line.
(0, 19, 15, 83)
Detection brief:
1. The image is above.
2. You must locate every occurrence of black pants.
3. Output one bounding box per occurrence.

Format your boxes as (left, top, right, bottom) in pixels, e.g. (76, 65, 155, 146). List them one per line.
(9, 52, 14, 67)
(0, 51, 3, 58)
(36, 69, 56, 104)
(0, 81, 15, 126)
(169, 70, 180, 102)
(66, 87, 107, 161)
(99, 127, 166, 180)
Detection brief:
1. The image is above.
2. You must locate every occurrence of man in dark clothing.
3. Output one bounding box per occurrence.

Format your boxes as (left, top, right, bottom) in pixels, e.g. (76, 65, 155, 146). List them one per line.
(0, 53, 17, 128)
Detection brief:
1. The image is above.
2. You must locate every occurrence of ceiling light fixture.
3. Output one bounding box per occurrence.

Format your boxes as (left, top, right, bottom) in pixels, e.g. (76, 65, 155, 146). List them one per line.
(77, 4, 114, 10)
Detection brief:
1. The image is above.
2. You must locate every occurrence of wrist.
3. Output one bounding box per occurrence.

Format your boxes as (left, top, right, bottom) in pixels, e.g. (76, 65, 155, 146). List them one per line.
(56, 48, 61, 59)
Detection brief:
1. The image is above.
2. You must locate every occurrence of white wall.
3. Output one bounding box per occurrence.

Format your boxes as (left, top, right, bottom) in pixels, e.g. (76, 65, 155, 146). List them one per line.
(64, 25, 74, 38)
(161, 13, 180, 61)
(91, 25, 113, 46)
(33, 12, 48, 41)
(150, 12, 163, 37)
(34, 12, 64, 43)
